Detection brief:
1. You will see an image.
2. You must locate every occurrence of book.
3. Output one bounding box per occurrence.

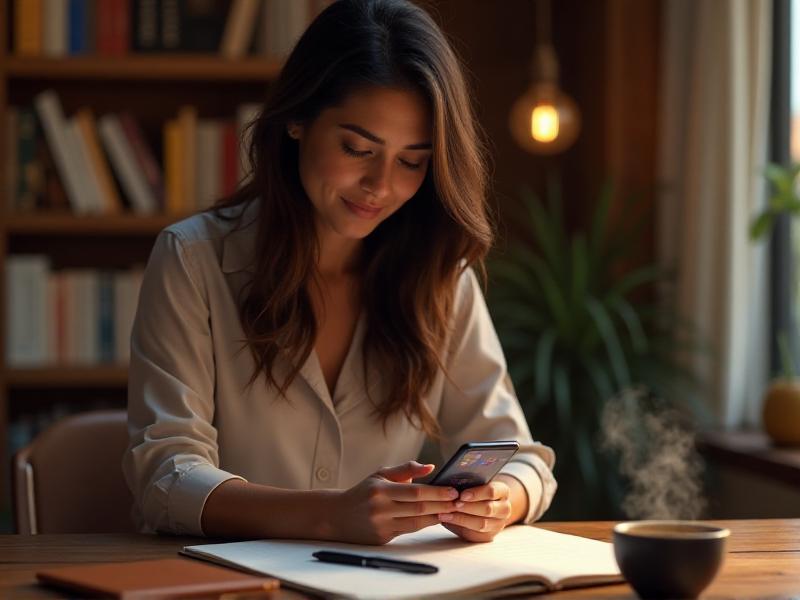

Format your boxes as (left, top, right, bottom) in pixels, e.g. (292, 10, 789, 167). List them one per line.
(43, 0, 68, 56)
(74, 109, 125, 214)
(37, 557, 279, 599)
(98, 113, 158, 214)
(220, 0, 260, 59)
(5, 255, 50, 366)
(118, 113, 164, 211)
(182, 525, 623, 599)
(34, 90, 89, 214)
(14, 0, 43, 56)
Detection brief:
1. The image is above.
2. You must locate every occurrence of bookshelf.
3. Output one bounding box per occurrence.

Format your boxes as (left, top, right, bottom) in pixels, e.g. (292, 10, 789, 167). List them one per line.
(0, 0, 324, 532)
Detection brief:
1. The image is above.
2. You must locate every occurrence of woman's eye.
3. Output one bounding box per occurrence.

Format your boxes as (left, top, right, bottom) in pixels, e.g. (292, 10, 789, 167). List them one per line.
(341, 142, 370, 157)
(399, 159, 422, 171)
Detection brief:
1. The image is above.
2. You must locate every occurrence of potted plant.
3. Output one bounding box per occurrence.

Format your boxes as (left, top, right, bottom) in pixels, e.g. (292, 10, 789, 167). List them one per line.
(487, 181, 708, 519)
(749, 162, 800, 445)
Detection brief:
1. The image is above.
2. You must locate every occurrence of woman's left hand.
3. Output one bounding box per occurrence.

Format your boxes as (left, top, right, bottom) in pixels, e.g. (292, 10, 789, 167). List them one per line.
(437, 480, 512, 543)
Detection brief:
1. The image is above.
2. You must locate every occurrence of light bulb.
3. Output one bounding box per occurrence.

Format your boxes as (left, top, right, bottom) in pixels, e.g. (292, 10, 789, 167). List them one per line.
(531, 103, 559, 142)
(509, 83, 581, 155)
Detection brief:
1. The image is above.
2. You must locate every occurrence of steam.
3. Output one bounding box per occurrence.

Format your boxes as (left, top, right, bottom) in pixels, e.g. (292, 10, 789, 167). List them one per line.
(601, 387, 706, 520)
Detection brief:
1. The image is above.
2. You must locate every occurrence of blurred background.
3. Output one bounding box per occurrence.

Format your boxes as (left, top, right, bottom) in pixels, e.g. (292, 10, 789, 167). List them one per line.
(1, 0, 799, 533)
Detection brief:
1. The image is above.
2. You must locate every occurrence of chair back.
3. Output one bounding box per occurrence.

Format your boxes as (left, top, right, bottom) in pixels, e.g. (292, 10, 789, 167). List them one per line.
(13, 409, 136, 534)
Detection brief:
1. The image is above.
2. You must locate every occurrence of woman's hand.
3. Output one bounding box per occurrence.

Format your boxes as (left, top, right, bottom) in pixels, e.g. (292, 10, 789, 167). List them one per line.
(437, 479, 514, 543)
(327, 461, 459, 545)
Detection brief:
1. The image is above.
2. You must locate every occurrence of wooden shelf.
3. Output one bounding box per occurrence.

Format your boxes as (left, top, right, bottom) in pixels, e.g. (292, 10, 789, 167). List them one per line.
(4, 55, 282, 81)
(698, 430, 800, 487)
(5, 366, 129, 388)
(3, 213, 190, 235)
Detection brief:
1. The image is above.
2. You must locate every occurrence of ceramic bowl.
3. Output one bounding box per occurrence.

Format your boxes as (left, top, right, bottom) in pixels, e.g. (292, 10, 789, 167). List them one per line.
(613, 520, 730, 599)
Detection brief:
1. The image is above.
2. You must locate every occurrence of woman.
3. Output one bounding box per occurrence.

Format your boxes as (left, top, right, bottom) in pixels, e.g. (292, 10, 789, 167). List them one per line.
(123, 0, 556, 545)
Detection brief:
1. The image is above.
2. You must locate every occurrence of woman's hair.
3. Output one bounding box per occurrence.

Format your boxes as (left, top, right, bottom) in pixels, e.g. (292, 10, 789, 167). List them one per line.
(214, 0, 492, 437)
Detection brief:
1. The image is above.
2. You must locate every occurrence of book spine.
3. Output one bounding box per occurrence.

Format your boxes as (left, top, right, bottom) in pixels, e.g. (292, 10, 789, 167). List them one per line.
(14, 0, 43, 56)
(163, 118, 183, 215)
(118, 113, 164, 211)
(5, 255, 50, 366)
(68, 0, 88, 55)
(132, 0, 161, 52)
(95, 0, 114, 55)
(42, 0, 68, 56)
(219, 0, 259, 59)
(195, 120, 222, 210)
(6, 107, 19, 212)
(98, 114, 158, 214)
(160, 0, 180, 51)
(75, 109, 124, 214)
(178, 105, 197, 214)
(33, 91, 92, 214)
(67, 117, 106, 213)
(112, 0, 130, 55)
(98, 271, 115, 363)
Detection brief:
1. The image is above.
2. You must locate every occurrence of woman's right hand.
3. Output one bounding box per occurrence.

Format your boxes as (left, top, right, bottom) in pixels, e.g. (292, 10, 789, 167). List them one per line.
(327, 461, 459, 545)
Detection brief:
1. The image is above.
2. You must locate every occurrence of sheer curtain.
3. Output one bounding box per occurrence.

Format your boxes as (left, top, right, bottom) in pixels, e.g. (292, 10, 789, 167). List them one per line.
(656, 0, 773, 427)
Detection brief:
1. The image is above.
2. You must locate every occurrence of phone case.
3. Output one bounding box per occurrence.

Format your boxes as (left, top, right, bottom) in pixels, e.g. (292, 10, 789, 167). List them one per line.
(430, 441, 519, 491)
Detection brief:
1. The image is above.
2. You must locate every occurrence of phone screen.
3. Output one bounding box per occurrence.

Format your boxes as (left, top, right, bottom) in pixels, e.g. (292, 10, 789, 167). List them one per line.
(430, 442, 519, 491)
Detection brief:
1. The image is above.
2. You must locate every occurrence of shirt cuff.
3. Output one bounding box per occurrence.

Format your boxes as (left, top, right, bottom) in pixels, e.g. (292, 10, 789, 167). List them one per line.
(168, 463, 246, 535)
(500, 454, 557, 523)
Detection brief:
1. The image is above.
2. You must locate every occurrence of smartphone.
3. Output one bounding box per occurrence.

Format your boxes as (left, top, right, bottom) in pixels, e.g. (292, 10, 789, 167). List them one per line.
(429, 441, 520, 491)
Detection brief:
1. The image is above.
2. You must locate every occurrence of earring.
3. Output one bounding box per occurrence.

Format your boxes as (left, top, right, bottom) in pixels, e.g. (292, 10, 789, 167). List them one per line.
(287, 126, 300, 139)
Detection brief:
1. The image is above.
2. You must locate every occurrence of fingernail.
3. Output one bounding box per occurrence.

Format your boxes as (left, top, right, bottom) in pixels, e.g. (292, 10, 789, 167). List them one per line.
(439, 513, 453, 522)
(455, 501, 464, 508)
(448, 489, 459, 499)
(461, 492, 473, 501)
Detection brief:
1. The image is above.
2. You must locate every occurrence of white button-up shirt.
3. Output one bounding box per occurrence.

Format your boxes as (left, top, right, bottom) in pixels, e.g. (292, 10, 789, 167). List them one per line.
(123, 201, 557, 536)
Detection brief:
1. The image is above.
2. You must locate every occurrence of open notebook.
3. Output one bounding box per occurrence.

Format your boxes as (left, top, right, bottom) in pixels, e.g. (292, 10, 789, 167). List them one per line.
(182, 525, 623, 599)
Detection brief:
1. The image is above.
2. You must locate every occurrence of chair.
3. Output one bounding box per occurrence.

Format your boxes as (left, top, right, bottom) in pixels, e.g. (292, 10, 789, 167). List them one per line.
(13, 409, 137, 534)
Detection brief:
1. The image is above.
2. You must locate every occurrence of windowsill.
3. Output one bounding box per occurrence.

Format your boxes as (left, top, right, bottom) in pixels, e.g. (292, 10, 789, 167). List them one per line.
(697, 430, 800, 486)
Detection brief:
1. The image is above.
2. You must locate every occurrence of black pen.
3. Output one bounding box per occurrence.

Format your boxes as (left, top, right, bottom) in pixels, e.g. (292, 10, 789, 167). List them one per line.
(312, 550, 439, 574)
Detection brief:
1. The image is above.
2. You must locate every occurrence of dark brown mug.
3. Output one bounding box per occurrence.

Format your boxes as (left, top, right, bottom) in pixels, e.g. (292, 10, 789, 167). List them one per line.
(613, 521, 730, 599)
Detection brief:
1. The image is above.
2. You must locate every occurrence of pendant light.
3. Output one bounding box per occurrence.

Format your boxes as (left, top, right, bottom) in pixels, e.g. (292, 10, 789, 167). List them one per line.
(509, 0, 581, 155)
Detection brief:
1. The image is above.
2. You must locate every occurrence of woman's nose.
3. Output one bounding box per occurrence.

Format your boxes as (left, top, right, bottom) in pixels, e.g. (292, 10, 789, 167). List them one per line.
(360, 160, 390, 200)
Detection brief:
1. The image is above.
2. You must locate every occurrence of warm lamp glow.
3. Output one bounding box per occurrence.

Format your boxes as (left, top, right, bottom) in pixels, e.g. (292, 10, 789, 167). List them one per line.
(509, 0, 581, 155)
(510, 84, 581, 155)
(531, 103, 559, 142)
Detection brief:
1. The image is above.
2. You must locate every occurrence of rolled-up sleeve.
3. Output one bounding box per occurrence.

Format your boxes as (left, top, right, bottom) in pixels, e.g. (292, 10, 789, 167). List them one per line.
(122, 230, 244, 535)
(438, 268, 557, 523)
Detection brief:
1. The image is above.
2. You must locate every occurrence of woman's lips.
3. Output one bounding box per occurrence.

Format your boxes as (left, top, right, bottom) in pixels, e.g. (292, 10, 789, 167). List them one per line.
(341, 197, 382, 219)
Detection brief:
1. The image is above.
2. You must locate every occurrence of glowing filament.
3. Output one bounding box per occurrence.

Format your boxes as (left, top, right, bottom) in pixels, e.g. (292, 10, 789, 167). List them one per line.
(531, 104, 559, 143)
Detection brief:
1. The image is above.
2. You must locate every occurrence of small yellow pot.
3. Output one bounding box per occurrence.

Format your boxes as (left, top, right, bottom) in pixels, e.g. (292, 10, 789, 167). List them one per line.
(762, 379, 800, 445)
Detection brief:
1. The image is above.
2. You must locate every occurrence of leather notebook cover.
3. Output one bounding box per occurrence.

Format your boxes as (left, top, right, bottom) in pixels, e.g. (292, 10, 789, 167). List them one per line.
(36, 557, 279, 599)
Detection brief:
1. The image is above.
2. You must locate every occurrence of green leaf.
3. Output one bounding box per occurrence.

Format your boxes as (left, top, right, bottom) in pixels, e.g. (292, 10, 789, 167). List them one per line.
(609, 264, 663, 298)
(552, 363, 572, 434)
(535, 329, 558, 403)
(530, 255, 570, 332)
(589, 181, 612, 255)
(570, 235, 589, 313)
(749, 211, 775, 241)
(585, 297, 631, 387)
(607, 295, 648, 353)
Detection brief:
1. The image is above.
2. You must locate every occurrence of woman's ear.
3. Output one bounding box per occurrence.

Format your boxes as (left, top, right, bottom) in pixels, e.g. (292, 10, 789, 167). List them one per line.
(287, 122, 303, 140)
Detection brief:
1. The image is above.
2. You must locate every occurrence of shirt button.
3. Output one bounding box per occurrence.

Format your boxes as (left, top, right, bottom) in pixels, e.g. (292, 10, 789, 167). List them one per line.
(316, 467, 330, 482)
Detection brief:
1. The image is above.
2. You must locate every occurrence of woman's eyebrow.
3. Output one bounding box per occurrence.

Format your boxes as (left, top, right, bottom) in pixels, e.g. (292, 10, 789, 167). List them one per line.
(338, 123, 432, 150)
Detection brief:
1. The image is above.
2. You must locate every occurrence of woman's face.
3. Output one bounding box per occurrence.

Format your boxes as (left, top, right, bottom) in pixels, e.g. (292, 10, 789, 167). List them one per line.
(291, 86, 433, 241)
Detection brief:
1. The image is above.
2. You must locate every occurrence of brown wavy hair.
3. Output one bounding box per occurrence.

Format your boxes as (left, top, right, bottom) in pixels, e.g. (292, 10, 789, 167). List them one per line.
(213, 0, 493, 437)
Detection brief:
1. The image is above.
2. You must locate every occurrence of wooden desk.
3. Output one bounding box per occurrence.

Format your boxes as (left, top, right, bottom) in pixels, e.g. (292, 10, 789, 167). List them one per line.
(2, 520, 799, 598)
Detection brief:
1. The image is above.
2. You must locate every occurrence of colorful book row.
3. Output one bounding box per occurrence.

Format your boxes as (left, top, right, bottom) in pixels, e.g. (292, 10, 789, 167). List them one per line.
(4, 255, 144, 367)
(6, 90, 261, 215)
(11, 0, 329, 59)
